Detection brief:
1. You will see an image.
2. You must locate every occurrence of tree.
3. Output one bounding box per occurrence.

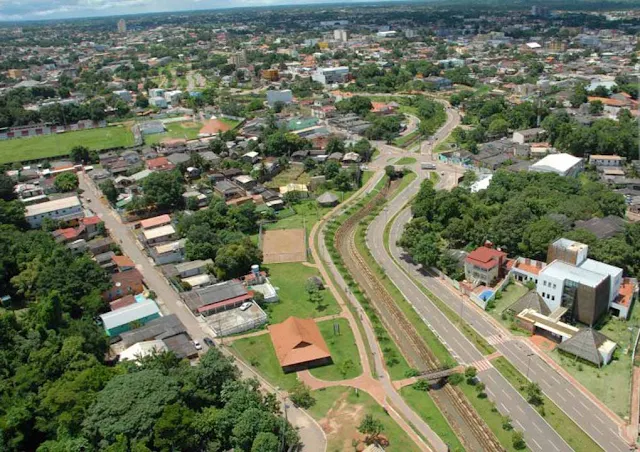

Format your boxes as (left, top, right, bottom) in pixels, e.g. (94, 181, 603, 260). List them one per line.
(569, 84, 588, 108)
(141, 171, 184, 210)
(512, 431, 526, 450)
(333, 170, 353, 192)
(326, 137, 345, 155)
(54, 172, 79, 192)
(464, 366, 477, 382)
(214, 239, 262, 279)
(100, 179, 119, 205)
(488, 117, 509, 137)
(152, 403, 196, 452)
(323, 161, 341, 180)
(519, 217, 565, 260)
(0, 173, 16, 201)
(70, 146, 91, 164)
(82, 370, 181, 444)
(525, 382, 543, 406)
(289, 382, 315, 409)
(589, 100, 604, 115)
(460, 170, 478, 188)
(358, 414, 384, 444)
(251, 432, 279, 452)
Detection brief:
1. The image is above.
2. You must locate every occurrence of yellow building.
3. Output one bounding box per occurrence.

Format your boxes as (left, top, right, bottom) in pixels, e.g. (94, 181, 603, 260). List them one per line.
(262, 69, 280, 81)
(8, 69, 23, 79)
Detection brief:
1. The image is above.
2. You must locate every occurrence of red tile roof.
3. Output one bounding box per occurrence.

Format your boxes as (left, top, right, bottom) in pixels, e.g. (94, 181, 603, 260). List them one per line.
(139, 214, 171, 230)
(465, 246, 507, 270)
(112, 255, 135, 269)
(82, 216, 102, 226)
(268, 317, 331, 368)
(146, 157, 173, 170)
(110, 294, 136, 311)
(196, 292, 253, 313)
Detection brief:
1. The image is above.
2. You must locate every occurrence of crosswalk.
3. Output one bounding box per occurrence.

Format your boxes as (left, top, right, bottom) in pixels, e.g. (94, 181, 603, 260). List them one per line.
(486, 333, 511, 346)
(467, 359, 493, 372)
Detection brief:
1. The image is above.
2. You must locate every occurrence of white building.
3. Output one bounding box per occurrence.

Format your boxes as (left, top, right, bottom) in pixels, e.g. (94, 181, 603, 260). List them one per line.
(588, 154, 625, 167)
(312, 67, 350, 85)
(25, 196, 83, 228)
(153, 240, 186, 265)
(149, 96, 168, 108)
(529, 153, 583, 177)
(334, 29, 348, 42)
(148, 88, 165, 98)
(143, 224, 177, 245)
(266, 89, 293, 107)
(117, 19, 127, 34)
(163, 90, 182, 105)
(113, 90, 132, 102)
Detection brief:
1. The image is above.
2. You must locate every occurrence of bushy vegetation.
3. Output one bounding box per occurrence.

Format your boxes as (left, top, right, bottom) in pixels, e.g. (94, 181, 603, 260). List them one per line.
(401, 170, 636, 279)
(0, 211, 296, 451)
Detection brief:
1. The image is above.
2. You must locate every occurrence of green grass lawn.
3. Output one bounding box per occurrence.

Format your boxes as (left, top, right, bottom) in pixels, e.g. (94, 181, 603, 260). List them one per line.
(218, 117, 242, 128)
(0, 125, 134, 164)
(144, 121, 203, 145)
(493, 357, 602, 452)
(265, 166, 310, 189)
(264, 201, 332, 232)
(396, 157, 417, 165)
(309, 318, 363, 381)
(230, 333, 299, 391)
(263, 262, 341, 324)
(307, 386, 421, 452)
(433, 135, 456, 154)
(394, 130, 420, 147)
(488, 282, 529, 319)
(400, 385, 465, 452)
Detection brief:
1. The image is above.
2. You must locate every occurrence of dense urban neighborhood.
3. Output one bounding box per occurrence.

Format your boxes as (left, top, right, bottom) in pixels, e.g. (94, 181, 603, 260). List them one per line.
(1, 1, 640, 451)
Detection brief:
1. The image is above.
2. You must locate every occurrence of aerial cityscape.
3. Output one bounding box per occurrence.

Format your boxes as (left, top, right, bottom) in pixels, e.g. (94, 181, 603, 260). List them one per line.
(1, 1, 640, 451)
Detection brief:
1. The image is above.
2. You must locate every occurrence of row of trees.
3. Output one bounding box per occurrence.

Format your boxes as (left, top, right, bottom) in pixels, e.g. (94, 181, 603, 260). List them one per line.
(401, 171, 634, 280)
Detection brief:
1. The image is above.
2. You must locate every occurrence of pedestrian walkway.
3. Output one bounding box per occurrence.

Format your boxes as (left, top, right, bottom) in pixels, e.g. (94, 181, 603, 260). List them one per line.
(467, 359, 493, 373)
(486, 333, 511, 346)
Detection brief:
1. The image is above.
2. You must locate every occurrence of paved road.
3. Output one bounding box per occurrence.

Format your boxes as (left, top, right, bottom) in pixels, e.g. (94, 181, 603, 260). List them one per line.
(365, 155, 632, 451)
(392, 203, 630, 452)
(78, 173, 327, 452)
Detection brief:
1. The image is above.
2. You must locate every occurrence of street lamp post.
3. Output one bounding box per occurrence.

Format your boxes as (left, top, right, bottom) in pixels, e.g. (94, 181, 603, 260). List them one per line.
(526, 352, 535, 379)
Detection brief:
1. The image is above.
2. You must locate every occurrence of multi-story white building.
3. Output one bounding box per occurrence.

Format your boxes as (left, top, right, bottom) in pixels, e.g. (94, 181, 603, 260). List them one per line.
(311, 66, 350, 85)
(117, 19, 127, 34)
(333, 29, 348, 42)
(25, 196, 84, 228)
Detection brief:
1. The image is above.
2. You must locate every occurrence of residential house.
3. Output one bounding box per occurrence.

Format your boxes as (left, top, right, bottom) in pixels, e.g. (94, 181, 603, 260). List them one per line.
(589, 154, 625, 167)
(512, 128, 545, 144)
(464, 245, 507, 286)
(174, 259, 214, 279)
(143, 225, 177, 245)
(214, 179, 245, 200)
(25, 196, 84, 228)
(103, 269, 145, 301)
(529, 153, 583, 177)
(152, 239, 186, 265)
(146, 157, 175, 172)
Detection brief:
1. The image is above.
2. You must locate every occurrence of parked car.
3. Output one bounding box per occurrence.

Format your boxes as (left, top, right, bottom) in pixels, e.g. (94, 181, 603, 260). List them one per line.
(203, 337, 215, 347)
(240, 301, 253, 311)
(193, 340, 202, 350)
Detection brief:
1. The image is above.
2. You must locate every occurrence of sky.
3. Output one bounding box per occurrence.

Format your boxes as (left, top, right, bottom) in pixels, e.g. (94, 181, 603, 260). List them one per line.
(0, 0, 383, 22)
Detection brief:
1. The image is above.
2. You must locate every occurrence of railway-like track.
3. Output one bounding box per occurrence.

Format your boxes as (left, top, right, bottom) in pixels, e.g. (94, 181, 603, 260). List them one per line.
(335, 181, 504, 452)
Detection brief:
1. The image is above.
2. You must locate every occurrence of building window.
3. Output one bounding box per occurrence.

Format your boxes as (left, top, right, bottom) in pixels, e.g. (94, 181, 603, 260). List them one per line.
(553, 284, 556, 289)
(552, 296, 555, 301)
(543, 281, 547, 287)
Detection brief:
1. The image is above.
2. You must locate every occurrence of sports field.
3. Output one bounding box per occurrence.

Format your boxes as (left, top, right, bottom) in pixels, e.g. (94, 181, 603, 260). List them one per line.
(0, 126, 135, 164)
(144, 121, 203, 145)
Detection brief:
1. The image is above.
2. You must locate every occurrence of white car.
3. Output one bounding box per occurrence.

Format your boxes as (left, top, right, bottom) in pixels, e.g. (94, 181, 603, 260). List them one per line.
(240, 301, 253, 311)
(193, 340, 202, 350)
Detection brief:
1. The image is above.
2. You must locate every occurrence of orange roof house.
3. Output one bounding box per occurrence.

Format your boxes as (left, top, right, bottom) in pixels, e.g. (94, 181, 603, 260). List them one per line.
(268, 317, 332, 373)
(199, 119, 232, 137)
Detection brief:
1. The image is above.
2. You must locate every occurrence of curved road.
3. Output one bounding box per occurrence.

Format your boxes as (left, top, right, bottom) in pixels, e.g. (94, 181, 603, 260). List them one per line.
(363, 115, 632, 450)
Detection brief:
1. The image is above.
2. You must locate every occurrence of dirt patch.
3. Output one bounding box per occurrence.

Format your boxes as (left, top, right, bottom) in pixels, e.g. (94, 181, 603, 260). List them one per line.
(319, 392, 369, 451)
(262, 228, 306, 263)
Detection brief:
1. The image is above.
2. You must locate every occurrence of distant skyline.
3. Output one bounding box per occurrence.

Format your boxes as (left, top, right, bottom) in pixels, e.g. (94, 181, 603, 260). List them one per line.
(0, 0, 403, 22)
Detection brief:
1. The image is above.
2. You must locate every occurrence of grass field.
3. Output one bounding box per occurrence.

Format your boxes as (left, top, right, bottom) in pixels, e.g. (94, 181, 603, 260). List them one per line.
(307, 386, 421, 452)
(144, 121, 203, 145)
(400, 385, 465, 452)
(310, 318, 363, 381)
(396, 157, 417, 165)
(230, 333, 299, 391)
(0, 125, 135, 164)
(493, 357, 603, 452)
(263, 262, 340, 324)
(488, 283, 529, 320)
(264, 201, 332, 232)
(265, 166, 311, 189)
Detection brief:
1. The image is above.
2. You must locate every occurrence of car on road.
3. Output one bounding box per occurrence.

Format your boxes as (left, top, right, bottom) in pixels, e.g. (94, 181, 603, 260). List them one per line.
(240, 301, 253, 311)
(203, 337, 215, 347)
(193, 340, 202, 350)
(421, 162, 436, 170)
